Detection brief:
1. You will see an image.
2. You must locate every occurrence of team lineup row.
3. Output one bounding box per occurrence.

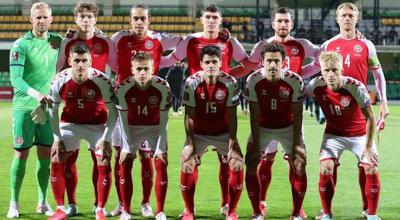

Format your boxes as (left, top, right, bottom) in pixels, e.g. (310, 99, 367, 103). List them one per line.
(7, 1, 389, 220)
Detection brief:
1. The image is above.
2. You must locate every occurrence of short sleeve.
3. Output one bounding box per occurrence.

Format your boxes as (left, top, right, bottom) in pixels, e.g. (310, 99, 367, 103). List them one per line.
(182, 77, 197, 107)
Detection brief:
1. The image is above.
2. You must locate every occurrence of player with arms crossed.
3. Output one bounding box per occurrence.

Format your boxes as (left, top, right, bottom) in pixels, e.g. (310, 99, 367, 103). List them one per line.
(115, 52, 171, 220)
(245, 42, 307, 220)
(48, 42, 116, 220)
(110, 5, 181, 217)
(320, 3, 388, 217)
(306, 51, 381, 220)
(7, 2, 62, 218)
(180, 45, 244, 220)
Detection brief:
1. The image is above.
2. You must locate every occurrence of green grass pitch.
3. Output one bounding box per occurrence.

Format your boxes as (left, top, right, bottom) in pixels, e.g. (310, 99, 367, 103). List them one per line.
(0, 102, 399, 219)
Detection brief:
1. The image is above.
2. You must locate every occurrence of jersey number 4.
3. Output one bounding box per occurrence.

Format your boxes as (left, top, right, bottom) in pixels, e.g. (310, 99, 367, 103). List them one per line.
(344, 54, 351, 67)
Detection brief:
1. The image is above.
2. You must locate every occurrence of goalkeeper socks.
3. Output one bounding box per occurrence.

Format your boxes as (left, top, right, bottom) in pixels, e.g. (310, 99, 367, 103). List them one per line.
(65, 150, 79, 205)
(245, 173, 261, 214)
(359, 166, 368, 210)
(155, 158, 168, 213)
(114, 147, 123, 203)
(10, 157, 27, 202)
(181, 168, 197, 213)
(228, 170, 243, 215)
(97, 164, 112, 208)
(319, 174, 334, 215)
(140, 156, 154, 204)
(291, 174, 307, 216)
(90, 151, 99, 206)
(36, 158, 51, 204)
(218, 156, 230, 206)
(50, 162, 66, 206)
(366, 173, 380, 215)
(119, 158, 133, 213)
(258, 156, 275, 201)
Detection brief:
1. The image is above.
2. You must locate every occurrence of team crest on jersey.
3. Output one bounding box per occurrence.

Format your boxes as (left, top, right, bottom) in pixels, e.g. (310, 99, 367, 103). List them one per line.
(94, 43, 103, 54)
(86, 89, 96, 99)
(340, 96, 350, 108)
(11, 51, 18, 62)
(15, 137, 23, 146)
(149, 95, 159, 105)
(279, 86, 290, 99)
(353, 44, 363, 54)
(217, 43, 226, 50)
(290, 47, 299, 55)
(145, 40, 153, 49)
(215, 89, 226, 101)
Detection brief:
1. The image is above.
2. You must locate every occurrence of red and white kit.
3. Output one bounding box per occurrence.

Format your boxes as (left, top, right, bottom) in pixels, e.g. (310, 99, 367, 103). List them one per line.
(162, 33, 247, 75)
(245, 69, 305, 154)
(57, 34, 117, 74)
(306, 76, 377, 165)
(112, 30, 181, 83)
(182, 71, 239, 153)
(50, 67, 115, 151)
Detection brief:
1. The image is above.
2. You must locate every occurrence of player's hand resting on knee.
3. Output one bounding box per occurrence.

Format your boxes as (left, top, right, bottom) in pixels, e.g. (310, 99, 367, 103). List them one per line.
(51, 141, 67, 163)
(96, 140, 112, 163)
(228, 149, 243, 171)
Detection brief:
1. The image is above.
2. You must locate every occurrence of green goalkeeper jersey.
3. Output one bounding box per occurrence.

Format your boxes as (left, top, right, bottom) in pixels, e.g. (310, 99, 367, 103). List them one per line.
(9, 31, 62, 111)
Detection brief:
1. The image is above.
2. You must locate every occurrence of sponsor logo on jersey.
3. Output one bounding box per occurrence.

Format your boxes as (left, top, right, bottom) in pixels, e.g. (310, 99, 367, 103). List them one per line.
(86, 89, 96, 99)
(149, 95, 159, 105)
(290, 47, 299, 55)
(335, 47, 341, 52)
(130, 97, 136, 103)
(215, 89, 226, 100)
(261, 90, 267, 96)
(322, 95, 328, 101)
(15, 137, 23, 146)
(354, 44, 363, 54)
(145, 40, 154, 49)
(127, 42, 133, 48)
(11, 51, 19, 62)
(67, 91, 73, 98)
(94, 43, 103, 54)
(199, 93, 206, 99)
(340, 96, 350, 107)
(279, 86, 290, 99)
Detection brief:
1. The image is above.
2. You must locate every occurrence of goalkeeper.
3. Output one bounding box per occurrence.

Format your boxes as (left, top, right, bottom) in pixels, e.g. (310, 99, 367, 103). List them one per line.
(7, 2, 62, 218)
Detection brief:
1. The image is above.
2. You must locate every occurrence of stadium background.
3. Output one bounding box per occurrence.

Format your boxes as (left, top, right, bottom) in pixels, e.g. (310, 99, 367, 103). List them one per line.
(0, 0, 399, 219)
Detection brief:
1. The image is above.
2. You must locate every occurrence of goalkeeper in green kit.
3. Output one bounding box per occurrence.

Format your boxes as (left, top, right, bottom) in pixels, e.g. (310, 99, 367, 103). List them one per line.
(7, 2, 62, 218)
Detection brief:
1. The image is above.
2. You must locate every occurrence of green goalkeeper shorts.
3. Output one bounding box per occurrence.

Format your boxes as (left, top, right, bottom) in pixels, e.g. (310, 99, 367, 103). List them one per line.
(12, 110, 53, 149)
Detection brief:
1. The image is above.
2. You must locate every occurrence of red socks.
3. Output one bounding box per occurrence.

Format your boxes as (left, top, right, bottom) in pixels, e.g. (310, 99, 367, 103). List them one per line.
(65, 150, 79, 205)
(365, 173, 380, 215)
(291, 173, 307, 216)
(258, 158, 274, 201)
(359, 166, 368, 210)
(50, 162, 66, 206)
(181, 167, 198, 213)
(90, 151, 99, 206)
(228, 170, 243, 215)
(97, 164, 112, 208)
(246, 173, 261, 214)
(155, 158, 168, 213)
(114, 147, 123, 203)
(218, 156, 230, 206)
(140, 156, 154, 204)
(319, 174, 335, 215)
(119, 158, 133, 213)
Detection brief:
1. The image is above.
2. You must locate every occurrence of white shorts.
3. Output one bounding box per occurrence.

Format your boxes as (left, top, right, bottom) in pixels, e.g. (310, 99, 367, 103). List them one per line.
(320, 133, 378, 166)
(250, 125, 305, 156)
(121, 125, 167, 154)
(60, 123, 104, 152)
(112, 119, 122, 147)
(185, 133, 230, 157)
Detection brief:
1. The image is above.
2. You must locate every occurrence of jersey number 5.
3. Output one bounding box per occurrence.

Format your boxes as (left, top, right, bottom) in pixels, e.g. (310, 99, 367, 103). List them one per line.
(77, 99, 84, 109)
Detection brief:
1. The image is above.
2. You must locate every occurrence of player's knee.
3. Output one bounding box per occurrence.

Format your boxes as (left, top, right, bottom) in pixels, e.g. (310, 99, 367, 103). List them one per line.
(139, 150, 152, 159)
(229, 158, 243, 172)
(181, 159, 196, 174)
(320, 160, 335, 175)
(364, 165, 379, 175)
(263, 152, 276, 161)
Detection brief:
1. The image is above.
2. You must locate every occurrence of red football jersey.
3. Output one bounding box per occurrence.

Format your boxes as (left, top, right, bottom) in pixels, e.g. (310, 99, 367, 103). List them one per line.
(170, 33, 247, 75)
(57, 34, 117, 73)
(306, 76, 372, 137)
(50, 68, 114, 124)
(322, 35, 381, 85)
(111, 31, 181, 84)
(182, 72, 239, 135)
(115, 76, 171, 125)
(248, 37, 320, 76)
(245, 69, 305, 129)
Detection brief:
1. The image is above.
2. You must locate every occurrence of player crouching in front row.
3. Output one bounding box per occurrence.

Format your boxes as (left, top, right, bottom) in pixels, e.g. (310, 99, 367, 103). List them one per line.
(114, 52, 172, 220)
(306, 51, 381, 220)
(48, 42, 117, 220)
